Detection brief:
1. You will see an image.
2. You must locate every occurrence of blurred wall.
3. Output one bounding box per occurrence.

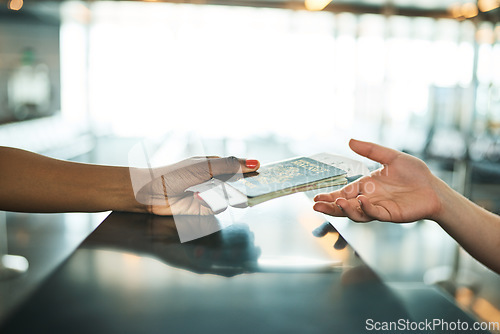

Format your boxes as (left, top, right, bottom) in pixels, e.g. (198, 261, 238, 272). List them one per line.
(0, 7, 61, 124)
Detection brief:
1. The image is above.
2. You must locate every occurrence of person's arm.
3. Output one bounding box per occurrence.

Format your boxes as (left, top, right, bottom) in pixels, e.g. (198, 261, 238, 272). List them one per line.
(433, 178, 500, 274)
(313, 139, 500, 274)
(0, 146, 259, 215)
(0, 146, 140, 213)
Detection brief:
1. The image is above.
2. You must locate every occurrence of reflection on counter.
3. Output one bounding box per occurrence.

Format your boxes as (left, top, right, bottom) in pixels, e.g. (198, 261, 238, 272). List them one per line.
(0, 194, 490, 333)
(84, 205, 344, 277)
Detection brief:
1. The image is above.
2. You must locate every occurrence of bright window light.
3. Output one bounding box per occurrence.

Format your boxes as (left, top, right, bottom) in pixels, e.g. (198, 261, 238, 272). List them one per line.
(60, 2, 480, 149)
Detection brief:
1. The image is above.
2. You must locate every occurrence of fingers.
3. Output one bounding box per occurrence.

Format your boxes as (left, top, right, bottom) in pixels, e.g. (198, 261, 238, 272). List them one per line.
(207, 156, 260, 176)
(314, 197, 374, 223)
(313, 176, 370, 203)
(349, 139, 400, 166)
(314, 188, 354, 203)
(356, 195, 391, 221)
(313, 192, 340, 203)
(313, 201, 343, 216)
(335, 198, 371, 222)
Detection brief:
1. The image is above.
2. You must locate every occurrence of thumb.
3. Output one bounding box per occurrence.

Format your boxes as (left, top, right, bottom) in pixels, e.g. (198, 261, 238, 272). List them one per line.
(207, 156, 260, 177)
(349, 139, 400, 166)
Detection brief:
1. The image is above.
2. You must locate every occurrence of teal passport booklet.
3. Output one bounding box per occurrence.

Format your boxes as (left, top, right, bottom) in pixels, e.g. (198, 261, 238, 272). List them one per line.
(187, 153, 352, 212)
(227, 157, 347, 206)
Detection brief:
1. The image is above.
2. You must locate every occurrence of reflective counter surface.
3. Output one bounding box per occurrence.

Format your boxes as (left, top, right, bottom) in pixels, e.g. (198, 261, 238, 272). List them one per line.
(0, 194, 488, 333)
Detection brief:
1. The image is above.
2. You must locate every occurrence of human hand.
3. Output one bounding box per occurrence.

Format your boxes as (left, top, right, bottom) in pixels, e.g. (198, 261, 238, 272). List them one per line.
(131, 156, 259, 215)
(313, 139, 442, 223)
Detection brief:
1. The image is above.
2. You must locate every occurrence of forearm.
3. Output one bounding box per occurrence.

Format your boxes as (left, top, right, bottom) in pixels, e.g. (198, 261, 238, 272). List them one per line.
(432, 176, 500, 273)
(0, 147, 147, 214)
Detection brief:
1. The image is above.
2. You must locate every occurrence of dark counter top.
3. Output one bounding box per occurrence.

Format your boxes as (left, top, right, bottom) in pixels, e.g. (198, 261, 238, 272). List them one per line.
(0, 194, 488, 333)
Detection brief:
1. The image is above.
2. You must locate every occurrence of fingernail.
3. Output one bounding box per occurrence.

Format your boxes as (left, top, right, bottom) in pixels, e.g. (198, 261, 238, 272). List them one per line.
(358, 199, 362, 206)
(337, 204, 343, 211)
(245, 159, 259, 168)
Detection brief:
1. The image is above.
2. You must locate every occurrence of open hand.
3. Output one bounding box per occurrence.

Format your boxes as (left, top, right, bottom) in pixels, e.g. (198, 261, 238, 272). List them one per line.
(313, 139, 442, 223)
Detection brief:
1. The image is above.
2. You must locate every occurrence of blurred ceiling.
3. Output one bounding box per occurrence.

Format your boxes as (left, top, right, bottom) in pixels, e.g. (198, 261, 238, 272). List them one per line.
(4, 0, 453, 18)
(203, 0, 452, 14)
(6, 0, 500, 21)
(164, 0, 453, 17)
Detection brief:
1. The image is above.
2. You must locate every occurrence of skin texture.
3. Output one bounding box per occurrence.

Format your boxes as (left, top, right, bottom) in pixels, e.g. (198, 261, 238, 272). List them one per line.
(0, 146, 259, 216)
(313, 139, 500, 274)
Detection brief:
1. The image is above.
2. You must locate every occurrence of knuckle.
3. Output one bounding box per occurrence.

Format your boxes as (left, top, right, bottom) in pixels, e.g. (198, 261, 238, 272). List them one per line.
(224, 156, 240, 169)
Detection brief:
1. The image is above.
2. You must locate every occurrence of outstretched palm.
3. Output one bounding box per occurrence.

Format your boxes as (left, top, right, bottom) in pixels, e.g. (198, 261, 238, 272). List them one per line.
(313, 140, 442, 223)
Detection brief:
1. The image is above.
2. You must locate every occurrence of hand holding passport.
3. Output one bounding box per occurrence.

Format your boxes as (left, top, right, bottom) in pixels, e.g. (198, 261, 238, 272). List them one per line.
(187, 153, 367, 213)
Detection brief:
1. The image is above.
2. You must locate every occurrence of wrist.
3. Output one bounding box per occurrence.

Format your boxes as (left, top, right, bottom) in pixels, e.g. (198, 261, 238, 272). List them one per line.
(429, 174, 461, 225)
(123, 183, 150, 214)
(111, 167, 150, 214)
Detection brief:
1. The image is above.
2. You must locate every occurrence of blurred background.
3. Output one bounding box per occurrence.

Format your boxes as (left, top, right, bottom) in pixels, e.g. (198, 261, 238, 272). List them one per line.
(0, 0, 499, 329)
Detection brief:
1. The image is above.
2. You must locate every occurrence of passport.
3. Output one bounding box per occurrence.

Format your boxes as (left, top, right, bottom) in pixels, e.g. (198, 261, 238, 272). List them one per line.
(187, 155, 348, 211)
(226, 157, 347, 206)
